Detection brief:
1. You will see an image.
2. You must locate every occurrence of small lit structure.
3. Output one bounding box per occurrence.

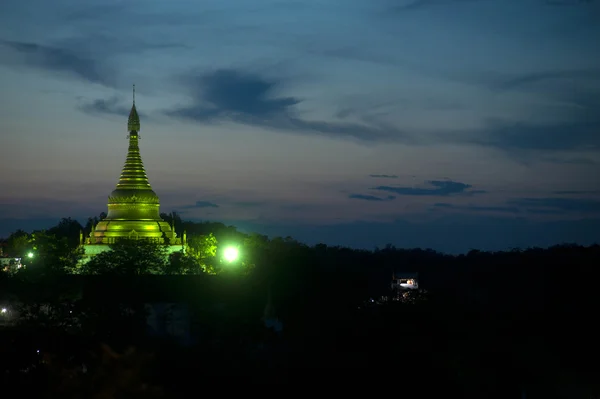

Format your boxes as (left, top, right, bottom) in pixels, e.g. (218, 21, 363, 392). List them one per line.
(390, 272, 423, 302)
(0, 257, 23, 272)
(0, 305, 14, 327)
(391, 272, 419, 291)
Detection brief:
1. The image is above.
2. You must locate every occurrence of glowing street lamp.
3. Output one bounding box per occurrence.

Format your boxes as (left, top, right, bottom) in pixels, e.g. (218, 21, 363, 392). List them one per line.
(27, 252, 34, 259)
(223, 246, 239, 263)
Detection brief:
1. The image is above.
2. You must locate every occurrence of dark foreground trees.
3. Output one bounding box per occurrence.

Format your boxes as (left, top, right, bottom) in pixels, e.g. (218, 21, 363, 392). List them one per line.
(2, 217, 600, 396)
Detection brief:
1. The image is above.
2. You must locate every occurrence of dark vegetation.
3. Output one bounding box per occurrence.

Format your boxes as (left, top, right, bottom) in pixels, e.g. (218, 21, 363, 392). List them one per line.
(1, 215, 599, 397)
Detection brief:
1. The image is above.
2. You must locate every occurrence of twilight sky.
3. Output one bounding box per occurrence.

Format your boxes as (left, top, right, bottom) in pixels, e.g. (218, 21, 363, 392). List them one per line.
(1, 0, 599, 253)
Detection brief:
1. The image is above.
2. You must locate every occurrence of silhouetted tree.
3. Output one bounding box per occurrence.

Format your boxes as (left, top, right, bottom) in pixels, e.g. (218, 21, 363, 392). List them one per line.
(47, 217, 84, 248)
(5, 229, 31, 256)
(165, 252, 201, 275)
(20, 230, 83, 276)
(186, 233, 218, 274)
(82, 239, 168, 275)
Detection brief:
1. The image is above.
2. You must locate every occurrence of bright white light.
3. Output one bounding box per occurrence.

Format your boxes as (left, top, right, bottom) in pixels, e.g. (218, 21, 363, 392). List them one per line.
(223, 247, 239, 262)
(27, 252, 34, 258)
(1, 308, 6, 313)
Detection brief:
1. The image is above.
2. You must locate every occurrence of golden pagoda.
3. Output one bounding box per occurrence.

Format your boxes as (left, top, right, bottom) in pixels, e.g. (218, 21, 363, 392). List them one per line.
(82, 86, 185, 260)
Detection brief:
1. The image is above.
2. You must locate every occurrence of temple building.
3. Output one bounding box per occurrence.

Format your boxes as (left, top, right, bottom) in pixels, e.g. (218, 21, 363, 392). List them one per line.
(81, 86, 186, 261)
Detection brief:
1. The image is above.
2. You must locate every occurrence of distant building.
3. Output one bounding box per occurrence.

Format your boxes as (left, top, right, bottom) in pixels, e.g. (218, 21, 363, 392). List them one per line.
(392, 272, 419, 291)
(390, 272, 422, 302)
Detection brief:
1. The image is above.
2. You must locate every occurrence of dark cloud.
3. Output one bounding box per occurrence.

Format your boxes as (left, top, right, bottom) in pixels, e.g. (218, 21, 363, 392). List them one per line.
(192, 201, 219, 208)
(385, 0, 487, 12)
(348, 194, 395, 201)
(165, 68, 408, 142)
(175, 201, 219, 211)
(78, 97, 147, 118)
(507, 197, 600, 213)
(525, 209, 565, 215)
(369, 174, 399, 178)
(542, 157, 597, 165)
(433, 202, 520, 213)
(553, 190, 600, 195)
(231, 201, 267, 207)
(372, 180, 485, 196)
(464, 119, 600, 152)
(0, 39, 112, 86)
(164, 67, 599, 148)
(457, 68, 600, 152)
(491, 69, 600, 92)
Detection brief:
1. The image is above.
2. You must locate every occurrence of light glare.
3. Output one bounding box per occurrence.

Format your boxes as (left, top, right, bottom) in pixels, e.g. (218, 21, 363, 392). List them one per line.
(223, 247, 239, 262)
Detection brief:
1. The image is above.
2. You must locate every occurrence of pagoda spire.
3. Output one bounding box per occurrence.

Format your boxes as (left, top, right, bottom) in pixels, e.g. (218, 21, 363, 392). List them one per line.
(114, 87, 153, 192)
(127, 84, 140, 133)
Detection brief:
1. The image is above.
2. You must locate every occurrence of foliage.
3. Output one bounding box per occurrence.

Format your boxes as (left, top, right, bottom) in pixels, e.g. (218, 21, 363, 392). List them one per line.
(18, 343, 163, 398)
(165, 252, 201, 275)
(47, 217, 84, 249)
(186, 233, 218, 274)
(81, 239, 168, 275)
(5, 229, 31, 256)
(30, 231, 84, 275)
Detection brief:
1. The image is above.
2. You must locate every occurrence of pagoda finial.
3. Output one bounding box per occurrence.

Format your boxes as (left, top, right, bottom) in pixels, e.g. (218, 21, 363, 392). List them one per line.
(127, 84, 140, 133)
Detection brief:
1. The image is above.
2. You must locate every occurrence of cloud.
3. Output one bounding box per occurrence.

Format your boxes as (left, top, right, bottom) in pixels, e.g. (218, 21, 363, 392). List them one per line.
(369, 174, 399, 178)
(192, 201, 219, 208)
(165, 68, 408, 142)
(457, 67, 600, 152)
(507, 197, 600, 214)
(0, 39, 113, 86)
(433, 202, 520, 213)
(542, 157, 597, 165)
(435, 196, 600, 216)
(372, 180, 485, 196)
(491, 69, 600, 92)
(176, 201, 220, 211)
(348, 194, 395, 201)
(459, 119, 600, 152)
(78, 97, 146, 118)
(231, 201, 268, 207)
(386, 0, 488, 12)
(553, 190, 600, 195)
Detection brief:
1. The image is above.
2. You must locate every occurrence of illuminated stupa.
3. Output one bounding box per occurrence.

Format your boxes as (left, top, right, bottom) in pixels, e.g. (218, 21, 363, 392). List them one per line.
(82, 86, 185, 260)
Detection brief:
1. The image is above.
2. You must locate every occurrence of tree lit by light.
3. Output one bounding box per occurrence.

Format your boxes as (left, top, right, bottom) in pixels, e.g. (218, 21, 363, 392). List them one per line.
(223, 247, 239, 263)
